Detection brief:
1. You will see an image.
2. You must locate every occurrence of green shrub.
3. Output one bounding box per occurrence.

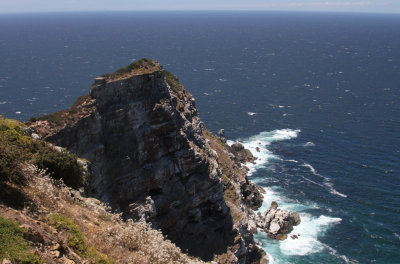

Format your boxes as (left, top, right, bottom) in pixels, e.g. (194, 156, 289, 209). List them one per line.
(33, 148, 85, 189)
(164, 70, 184, 94)
(49, 214, 86, 253)
(72, 94, 90, 107)
(34, 111, 64, 126)
(102, 58, 159, 80)
(0, 116, 87, 190)
(0, 216, 42, 263)
(48, 214, 111, 264)
(0, 118, 33, 184)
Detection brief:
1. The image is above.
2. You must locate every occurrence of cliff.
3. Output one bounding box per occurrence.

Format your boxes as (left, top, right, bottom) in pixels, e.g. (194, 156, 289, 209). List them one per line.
(28, 59, 265, 263)
(0, 115, 202, 264)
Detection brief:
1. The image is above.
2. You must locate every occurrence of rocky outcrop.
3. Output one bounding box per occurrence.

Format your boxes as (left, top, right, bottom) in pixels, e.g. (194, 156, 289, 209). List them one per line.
(228, 141, 256, 164)
(29, 59, 263, 262)
(252, 202, 301, 240)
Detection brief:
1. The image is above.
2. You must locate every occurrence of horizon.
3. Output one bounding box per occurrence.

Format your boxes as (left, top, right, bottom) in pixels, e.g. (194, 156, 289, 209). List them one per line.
(1, 9, 400, 16)
(1, 0, 400, 15)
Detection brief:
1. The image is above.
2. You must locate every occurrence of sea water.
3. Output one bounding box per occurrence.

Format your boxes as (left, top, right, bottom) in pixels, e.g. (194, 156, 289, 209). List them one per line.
(1, 11, 399, 263)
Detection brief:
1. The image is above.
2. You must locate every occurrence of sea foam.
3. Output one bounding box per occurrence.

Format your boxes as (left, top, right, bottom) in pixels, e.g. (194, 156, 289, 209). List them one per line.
(228, 129, 300, 176)
(233, 129, 346, 262)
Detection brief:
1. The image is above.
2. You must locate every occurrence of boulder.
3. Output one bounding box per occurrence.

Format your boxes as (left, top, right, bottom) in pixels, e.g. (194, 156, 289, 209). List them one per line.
(229, 141, 256, 164)
(257, 201, 301, 240)
(218, 129, 226, 143)
(290, 212, 301, 226)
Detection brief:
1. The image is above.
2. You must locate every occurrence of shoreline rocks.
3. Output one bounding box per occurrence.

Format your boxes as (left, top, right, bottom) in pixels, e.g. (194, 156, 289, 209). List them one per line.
(250, 201, 301, 240)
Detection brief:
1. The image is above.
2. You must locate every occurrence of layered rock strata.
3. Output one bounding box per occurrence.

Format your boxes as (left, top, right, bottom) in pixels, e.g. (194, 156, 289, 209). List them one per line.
(29, 59, 264, 263)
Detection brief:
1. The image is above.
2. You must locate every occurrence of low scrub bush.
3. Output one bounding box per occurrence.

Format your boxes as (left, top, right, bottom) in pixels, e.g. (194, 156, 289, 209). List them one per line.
(48, 214, 111, 264)
(0, 116, 86, 190)
(0, 216, 42, 263)
(33, 148, 85, 189)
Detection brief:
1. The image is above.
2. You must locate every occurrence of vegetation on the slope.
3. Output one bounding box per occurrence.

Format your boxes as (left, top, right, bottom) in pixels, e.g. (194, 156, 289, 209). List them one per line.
(0, 216, 42, 263)
(102, 58, 162, 80)
(22, 171, 204, 264)
(203, 129, 242, 223)
(48, 214, 111, 264)
(164, 70, 184, 95)
(33, 147, 86, 189)
(28, 94, 91, 126)
(0, 116, 86, 190)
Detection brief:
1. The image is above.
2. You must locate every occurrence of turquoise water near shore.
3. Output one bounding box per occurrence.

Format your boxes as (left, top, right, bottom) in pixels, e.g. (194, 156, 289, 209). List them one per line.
(1, 11, 399, 263)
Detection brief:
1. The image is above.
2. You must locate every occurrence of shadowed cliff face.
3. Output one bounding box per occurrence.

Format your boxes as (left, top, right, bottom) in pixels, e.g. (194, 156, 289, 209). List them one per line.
(30, 60, 234, 260)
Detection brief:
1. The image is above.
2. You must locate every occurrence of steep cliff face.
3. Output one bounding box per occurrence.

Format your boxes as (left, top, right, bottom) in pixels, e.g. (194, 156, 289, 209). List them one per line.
(29, 59, 263, 263)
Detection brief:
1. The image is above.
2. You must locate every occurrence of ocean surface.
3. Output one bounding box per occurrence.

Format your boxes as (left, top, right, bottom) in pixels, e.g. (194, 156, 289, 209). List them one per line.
(1, 11, 399, 263)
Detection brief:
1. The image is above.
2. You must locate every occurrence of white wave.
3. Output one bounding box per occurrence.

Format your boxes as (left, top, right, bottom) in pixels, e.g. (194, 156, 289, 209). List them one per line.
(394, 233, 400, 240)
(329, 189, 347, 198)
(204, 68, 215, 71)
(300, 175, 326, 188)
(280, 214, 342, 256)
(257, 187, 344, 261)
(241, 129, 347, 262)
(15, 111, 21, 114)
(301, 163, 347, 198)
(304, 141, 316, 147)
(301, 163, 318, 175)
(0, 101, 7, 104)
(322, 243, 355, 263)
(266, 252, 274, 264)
(235, 129, 300, 175)
(247, 112, 256, 116)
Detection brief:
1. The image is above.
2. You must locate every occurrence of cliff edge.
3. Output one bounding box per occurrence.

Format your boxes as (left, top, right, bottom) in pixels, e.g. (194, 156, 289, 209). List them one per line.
(28, 59, 265, 263)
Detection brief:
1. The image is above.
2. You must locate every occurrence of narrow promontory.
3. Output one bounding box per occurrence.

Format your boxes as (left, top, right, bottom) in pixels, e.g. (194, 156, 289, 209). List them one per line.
(28, 59, 266, 263)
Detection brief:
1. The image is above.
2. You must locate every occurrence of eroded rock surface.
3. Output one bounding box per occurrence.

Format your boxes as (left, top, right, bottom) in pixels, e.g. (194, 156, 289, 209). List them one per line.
(29, 59, 263, 262)
(252, 201, 301, 240)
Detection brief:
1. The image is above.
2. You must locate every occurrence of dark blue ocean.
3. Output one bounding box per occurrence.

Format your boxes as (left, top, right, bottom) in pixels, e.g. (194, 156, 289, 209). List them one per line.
(1, 11, 399, 263)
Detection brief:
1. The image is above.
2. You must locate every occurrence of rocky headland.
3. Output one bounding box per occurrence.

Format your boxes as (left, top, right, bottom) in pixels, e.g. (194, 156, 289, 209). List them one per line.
(0, 58, 301, 263)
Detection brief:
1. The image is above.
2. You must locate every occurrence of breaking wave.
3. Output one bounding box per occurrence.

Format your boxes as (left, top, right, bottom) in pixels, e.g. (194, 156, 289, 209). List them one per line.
(229, 128, 350, 263)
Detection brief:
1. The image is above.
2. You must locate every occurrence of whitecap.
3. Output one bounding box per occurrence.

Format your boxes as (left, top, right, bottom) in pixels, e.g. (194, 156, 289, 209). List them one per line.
(0, 101, 7, 105)
(15, 111, 21, 114)
(280, 214, 342, 256)
(247, 112, 256, 116)
(235, 129, 300, 175)
(301, 163, 347, 198)
(256, 187, 344, 260)
(321, 243, 353, 263)
(304, 141, 316, 147)
(266, 252, 274, 264)
(286, 159, 299, 163)
(204, 68, 215, 71)
(301, 163, 318, 175)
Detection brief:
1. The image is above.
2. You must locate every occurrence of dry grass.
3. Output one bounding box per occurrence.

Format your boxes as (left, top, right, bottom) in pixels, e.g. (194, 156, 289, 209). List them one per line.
(101, 58, 163, 81)
(20, 164, 203, 264)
